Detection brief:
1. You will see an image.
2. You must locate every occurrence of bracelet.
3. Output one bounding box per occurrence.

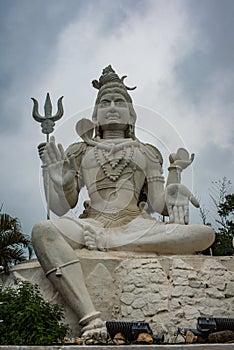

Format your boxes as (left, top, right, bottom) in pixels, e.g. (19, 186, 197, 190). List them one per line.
(147, 175, 165, 183)
(168, 165, 182, 172)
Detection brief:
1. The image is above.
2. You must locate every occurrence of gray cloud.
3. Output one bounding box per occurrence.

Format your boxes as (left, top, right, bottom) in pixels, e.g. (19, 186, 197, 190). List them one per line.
(175, 0, 234, 104)
(192, 141, 234, 226)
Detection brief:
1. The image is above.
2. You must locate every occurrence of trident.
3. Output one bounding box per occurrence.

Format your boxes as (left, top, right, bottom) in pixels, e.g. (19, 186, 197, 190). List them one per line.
(31, 93, 64, 142)
(31, 93, 64, 219)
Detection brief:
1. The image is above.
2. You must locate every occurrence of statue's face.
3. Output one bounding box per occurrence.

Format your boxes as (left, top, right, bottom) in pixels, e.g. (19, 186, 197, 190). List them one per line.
(96, 93, 131, 131)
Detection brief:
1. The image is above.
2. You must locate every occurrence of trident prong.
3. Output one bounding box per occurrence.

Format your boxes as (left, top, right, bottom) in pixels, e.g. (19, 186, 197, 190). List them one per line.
(31, 93, 64, 220)
(31, 93, 64, 135)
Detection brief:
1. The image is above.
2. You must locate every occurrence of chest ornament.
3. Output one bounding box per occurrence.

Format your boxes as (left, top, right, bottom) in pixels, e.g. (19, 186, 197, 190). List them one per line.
(94, 145, 134, 182)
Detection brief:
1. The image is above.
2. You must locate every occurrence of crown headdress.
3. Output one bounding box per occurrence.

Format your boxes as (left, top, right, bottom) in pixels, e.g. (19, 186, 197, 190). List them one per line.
(92, 65, 136, 91)
(92, 65, 136, 104)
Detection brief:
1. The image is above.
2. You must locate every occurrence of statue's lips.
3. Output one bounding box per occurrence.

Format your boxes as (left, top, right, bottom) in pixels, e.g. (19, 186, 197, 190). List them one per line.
(105, 114, 120, 121)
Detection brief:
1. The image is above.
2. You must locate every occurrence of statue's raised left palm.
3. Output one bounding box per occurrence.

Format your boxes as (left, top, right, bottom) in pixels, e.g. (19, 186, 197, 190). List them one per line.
(165, 184, 199, 224)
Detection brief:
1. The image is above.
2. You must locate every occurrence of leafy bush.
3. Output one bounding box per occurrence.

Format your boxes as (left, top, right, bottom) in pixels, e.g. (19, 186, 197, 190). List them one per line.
(212, 193, 234, 255)
(0, 281, 69, 345)
(200, 178, 234, 256)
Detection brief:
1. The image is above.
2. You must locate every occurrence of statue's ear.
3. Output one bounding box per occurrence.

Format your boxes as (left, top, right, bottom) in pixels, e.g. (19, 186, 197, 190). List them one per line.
(92, 105, 98, 123)
(129, 112, 136, 126)
(129, 115, 135, 124)
(129, 104, 137, 125)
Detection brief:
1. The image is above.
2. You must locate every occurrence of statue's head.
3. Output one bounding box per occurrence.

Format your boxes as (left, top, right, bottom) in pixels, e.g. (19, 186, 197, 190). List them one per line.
(92, 65, 137, 139)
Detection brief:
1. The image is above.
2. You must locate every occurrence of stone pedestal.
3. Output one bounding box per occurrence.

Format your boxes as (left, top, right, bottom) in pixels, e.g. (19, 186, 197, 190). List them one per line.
(1, 251, 234, 342)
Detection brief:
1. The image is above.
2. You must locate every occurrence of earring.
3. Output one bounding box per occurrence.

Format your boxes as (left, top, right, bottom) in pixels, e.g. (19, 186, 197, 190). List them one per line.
(128, 123, 135, 139)
(95, 122, 101, 140)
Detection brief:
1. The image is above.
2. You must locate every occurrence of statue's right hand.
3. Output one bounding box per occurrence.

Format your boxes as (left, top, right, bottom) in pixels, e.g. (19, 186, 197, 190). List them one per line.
(37, 142, 47, 160)
(40, 136, 77, 188)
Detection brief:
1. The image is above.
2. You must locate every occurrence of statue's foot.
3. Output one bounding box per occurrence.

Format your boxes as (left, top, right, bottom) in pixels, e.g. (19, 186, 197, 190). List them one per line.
(81, 318, 108, 340)
(84, 225, 106, 251)
(84, 225, 96, 250)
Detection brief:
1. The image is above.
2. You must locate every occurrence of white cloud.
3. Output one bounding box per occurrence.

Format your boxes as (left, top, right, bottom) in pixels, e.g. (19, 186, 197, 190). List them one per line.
(35, 0, 198, 146)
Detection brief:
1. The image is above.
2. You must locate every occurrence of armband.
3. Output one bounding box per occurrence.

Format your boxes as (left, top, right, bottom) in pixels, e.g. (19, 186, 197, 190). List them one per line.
(168, 165, 182, 172)
(147, 175, 165, 183)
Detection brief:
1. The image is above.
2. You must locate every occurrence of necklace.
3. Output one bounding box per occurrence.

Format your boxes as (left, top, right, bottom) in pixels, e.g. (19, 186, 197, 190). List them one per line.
(94, 145, 134, 182)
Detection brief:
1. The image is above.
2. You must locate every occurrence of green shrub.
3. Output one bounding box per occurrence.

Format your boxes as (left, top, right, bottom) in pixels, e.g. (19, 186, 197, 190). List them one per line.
(0, 281, 70, 345)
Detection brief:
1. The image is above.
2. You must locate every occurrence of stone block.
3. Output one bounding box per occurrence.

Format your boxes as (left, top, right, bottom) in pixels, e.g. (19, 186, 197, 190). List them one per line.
(206, 287, 224, 299)
(171, 286, 194, 298)
(172, 258, 194, 270)
(225, 282, 234, 298)
(120, 292, 134, 305)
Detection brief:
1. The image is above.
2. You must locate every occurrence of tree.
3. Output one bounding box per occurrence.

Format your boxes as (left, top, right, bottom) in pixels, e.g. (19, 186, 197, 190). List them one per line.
(218, 193, 234, 217)
(0, 281, 69, 345)
(0, 213, 30, 273)
(200, 177, 234, 256)
(213, 193, 234, 255)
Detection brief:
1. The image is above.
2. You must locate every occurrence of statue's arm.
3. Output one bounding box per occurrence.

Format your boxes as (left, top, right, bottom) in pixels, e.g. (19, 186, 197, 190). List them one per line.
(39, 140, 86, 216)
(166, 148, 194, 186)
(142, 144, 198, 224)
(41, 165, 79, 216)
(62, 142, 86, 208)
(165, 148, 199, 224)
(143, 144, 167, 215)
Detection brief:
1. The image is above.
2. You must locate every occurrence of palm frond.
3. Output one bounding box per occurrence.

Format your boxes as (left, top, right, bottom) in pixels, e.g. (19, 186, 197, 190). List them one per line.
(0, 213, 30, 273)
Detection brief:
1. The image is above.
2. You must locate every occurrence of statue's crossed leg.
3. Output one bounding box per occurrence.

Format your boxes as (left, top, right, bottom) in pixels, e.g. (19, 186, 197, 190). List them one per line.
(32, 219, 107, 339)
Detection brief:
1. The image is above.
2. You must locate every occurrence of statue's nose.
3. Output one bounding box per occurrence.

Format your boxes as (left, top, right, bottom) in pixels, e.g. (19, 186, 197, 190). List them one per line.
(109, 101, 116, 111)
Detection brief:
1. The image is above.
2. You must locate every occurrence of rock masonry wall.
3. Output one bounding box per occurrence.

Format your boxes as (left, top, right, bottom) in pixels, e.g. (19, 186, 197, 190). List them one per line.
(1, 252, 234, 342)
(112, 256, 234, 341)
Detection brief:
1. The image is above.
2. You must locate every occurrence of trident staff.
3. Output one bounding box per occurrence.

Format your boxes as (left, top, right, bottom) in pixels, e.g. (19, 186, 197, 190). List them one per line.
(31, 93, 64, 219)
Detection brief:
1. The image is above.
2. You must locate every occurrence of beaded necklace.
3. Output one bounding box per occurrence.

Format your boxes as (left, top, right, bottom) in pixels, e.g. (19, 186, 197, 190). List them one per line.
(94, 145, 134, 182)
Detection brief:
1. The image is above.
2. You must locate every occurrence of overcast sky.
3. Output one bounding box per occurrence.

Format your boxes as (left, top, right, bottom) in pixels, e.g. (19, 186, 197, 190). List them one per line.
(0, 0, 233, 235)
